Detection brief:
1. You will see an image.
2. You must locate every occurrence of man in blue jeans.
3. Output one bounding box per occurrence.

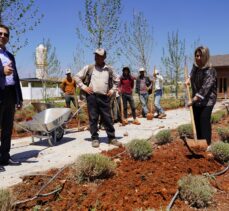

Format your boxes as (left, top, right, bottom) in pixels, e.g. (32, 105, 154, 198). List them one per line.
(153, 69, 166, 119)
(135, 68, 152, 118)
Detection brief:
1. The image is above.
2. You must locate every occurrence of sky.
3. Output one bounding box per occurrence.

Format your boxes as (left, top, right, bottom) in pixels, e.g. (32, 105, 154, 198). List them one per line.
(12, 0, 229, 78)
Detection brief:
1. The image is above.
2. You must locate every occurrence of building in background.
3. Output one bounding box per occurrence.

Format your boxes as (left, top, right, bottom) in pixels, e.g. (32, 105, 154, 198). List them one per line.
(211, 54, 229, 99)
(20, 44, 62, 100)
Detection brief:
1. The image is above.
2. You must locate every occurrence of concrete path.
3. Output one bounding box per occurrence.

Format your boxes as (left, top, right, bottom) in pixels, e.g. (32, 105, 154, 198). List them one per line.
(0, 101, 227, 188)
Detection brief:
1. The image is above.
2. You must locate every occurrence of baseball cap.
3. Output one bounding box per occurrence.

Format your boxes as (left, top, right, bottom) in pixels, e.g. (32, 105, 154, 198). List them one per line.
(139, 67, 146, 72)
(65, 69, 71, 75)
(94, 48, 106, 56)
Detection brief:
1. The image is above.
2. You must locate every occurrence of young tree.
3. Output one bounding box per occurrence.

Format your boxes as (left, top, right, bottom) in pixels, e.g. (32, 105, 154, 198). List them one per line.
(120, 11, 154, 74)
(161, 31, 185, 98)
(76, 0, 122, 63)
(0, 0, 43, 54)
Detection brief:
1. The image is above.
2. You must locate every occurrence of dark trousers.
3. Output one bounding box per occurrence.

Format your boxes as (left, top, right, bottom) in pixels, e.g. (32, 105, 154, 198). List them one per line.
(122, 93, 136, 119)
(193, 105, 214, 145)
(87, 94, 115, 140)
(0, 86, 16, 162)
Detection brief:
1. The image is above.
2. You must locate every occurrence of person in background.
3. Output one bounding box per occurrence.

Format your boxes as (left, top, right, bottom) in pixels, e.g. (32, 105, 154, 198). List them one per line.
(153, 69, 166, 119)
(119, 66, 140, 125)
(185, 46, 217, 148)
(61, 69, 79, 109)
(135, 67, 152, 118)
(75, 48, 121, 148)
(0, 24, 23, 171)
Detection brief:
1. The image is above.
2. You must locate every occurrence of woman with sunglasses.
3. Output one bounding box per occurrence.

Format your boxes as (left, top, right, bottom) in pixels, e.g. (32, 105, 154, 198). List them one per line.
(185, 46, 217, 149)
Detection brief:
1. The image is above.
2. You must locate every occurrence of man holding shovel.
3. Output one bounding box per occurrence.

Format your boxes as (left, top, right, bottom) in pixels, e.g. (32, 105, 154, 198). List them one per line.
(135, 68, 152, 118)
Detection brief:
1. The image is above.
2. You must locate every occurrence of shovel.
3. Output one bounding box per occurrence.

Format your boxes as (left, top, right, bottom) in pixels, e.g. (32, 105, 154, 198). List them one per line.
(119, 94, 128, 126)
(183, 63, 208, 152)
(146, 66, 156, 120)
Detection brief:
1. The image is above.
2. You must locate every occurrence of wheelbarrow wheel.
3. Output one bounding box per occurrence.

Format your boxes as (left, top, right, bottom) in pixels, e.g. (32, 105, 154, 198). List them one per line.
(48, 127, 64, 146)
(54, 126, 64, 142)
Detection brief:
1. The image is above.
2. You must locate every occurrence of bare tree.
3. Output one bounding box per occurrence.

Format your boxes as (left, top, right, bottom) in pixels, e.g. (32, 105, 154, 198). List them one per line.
(76, 0, 122, 63)
(72, 47, 87, 74)
(161, 30, 185, 98)
(0, 0, 43, 54)
(120, 11, 154, 74)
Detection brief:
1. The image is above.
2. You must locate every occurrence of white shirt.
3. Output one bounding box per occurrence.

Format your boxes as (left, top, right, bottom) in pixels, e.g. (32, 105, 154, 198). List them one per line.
(0, 48, 15, 86)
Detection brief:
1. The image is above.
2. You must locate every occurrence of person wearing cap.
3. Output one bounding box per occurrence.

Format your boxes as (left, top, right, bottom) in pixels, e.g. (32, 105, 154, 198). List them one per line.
(61, 69, 79, 108)
(119, 66, 140, 125)
(153, 69, 166, 119)
(75, 48, 121, 148)
(135, 67, 152, 118)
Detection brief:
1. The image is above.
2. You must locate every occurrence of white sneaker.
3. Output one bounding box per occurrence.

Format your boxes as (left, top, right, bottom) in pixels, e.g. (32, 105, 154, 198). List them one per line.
(206, 145, 211, 152)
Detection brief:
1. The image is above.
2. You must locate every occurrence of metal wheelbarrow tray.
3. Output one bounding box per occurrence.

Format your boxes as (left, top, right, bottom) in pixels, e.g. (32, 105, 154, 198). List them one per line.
(19, 108, 72, 146)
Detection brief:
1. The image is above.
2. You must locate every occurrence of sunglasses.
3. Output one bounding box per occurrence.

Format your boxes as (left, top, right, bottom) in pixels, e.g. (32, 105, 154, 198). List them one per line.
(0, 32, 9, 38)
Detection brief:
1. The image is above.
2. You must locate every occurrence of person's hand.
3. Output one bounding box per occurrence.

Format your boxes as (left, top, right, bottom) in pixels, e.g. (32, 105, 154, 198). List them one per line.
(187, 96, 200, 107)
(4, 63, 13, 76)
(107, 90, 114, 97)
(185, 78, 190, 86)
(83, 86, 93, 95)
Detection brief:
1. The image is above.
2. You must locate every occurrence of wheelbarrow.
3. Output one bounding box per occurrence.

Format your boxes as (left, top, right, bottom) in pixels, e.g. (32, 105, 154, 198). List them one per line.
(18, 108, 72, 146)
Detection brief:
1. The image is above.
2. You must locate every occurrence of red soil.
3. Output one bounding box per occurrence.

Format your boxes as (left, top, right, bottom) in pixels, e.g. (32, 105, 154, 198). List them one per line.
(10, 110, 229, 211)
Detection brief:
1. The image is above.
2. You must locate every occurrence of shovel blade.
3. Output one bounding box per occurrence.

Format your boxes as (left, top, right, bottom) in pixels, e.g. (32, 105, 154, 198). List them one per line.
(146, 113, 153, 120)
(186, 138, 208, 149)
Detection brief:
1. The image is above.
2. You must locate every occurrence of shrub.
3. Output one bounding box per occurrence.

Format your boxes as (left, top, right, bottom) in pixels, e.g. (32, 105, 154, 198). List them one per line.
(74, 154, 116, 182)
(161, 98, 185, 110)
(178, 175, 215, 208)
(211, 142, 229, 163)
(177, 123, 193, 139)
(0, 189, 13, 211)
(211, 110, 226, 123)
(126, 139, 153, 161)
(154, 129, 172, 145)
(217, 127, 229, 143)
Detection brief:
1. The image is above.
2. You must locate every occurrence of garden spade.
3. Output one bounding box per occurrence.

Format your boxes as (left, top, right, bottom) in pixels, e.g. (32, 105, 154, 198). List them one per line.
(119, 94, 128, 126)
(183, 62, 208, 152)
(146, 66, 156, 120)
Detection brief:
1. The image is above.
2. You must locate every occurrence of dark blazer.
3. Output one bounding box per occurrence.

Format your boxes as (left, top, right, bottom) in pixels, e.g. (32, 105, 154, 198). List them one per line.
(0, 51, 23, 105)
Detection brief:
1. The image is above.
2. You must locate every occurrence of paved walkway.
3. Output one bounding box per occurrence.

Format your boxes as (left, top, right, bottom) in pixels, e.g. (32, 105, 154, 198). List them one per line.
(0, 101, 227, 188)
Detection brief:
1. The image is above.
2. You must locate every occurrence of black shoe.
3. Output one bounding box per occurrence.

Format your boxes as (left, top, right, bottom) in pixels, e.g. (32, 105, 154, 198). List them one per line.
(0, 166, 5, 172)
(1, 158, 22, 166)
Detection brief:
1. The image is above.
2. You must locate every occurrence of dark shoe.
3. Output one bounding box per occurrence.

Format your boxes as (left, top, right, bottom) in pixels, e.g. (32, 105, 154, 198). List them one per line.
(158, 113, 166, 119)
(3, 158, 22, 166)
(0, 166, 5, 172)
(92, 139, 100, 148)
(108, 138, 122, 147)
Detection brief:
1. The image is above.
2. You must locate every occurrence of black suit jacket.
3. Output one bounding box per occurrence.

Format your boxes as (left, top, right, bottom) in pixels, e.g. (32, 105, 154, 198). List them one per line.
(0, 50, 23, 105)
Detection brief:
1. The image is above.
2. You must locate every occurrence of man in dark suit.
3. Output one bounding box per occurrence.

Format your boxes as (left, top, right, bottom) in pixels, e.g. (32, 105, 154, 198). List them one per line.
(0, 24, 23, 172)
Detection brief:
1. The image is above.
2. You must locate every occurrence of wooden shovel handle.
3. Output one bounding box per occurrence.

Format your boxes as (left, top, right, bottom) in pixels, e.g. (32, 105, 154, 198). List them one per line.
(184, 65, 198, 141)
